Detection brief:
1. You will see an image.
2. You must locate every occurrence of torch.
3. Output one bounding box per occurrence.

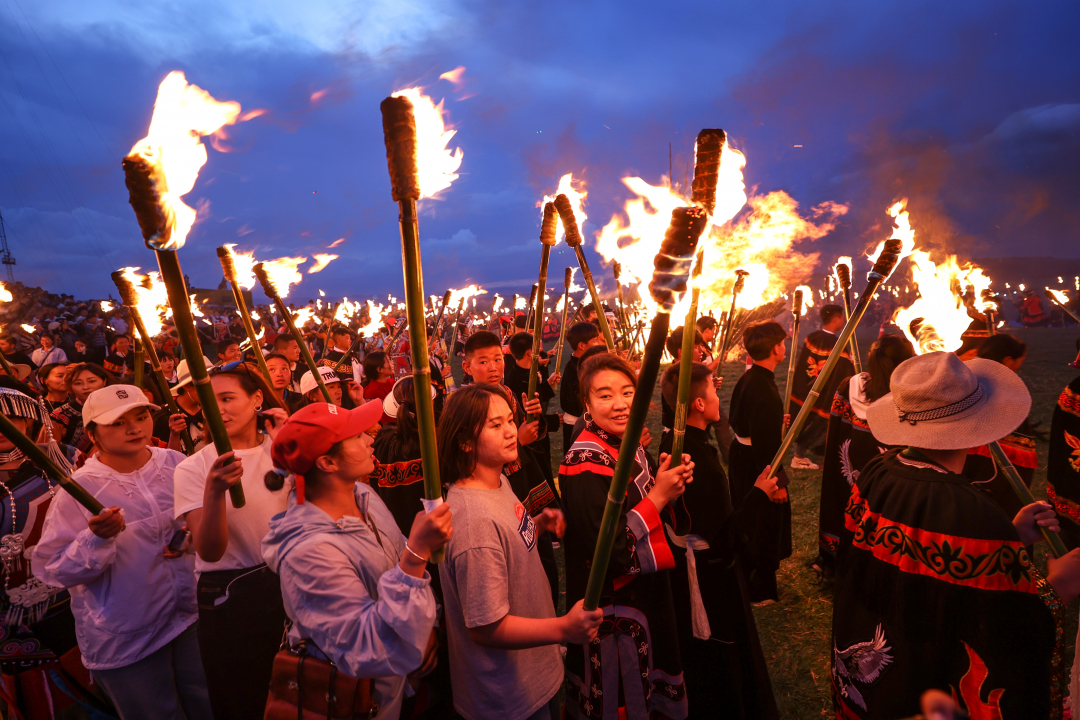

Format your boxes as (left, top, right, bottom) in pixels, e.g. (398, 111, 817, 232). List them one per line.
(835, 261, 863, 374)
(1046, 288, 1080, 325)
(112, 270, 194, 454)
(760, 239, 904, 484)
(613, 261, 630, 350)
(526, 203, 558, 422)
(133, 334, 145, 389)
(122, 154, 246, 509)
(669, 127, 724, 466)
(216, 246, 273, 387)
(982, 289, 999, 337)
(0, 413, 103, 515)
(380, 94, 446, 561)
(716, 269, 750, 370)
(254, 263, 332, 403)
(553, 267, 573, 374)
(987, 441, 1067, 557)
(430, 289, 453, 359)
(447, 299, 465, 361)
(583, 206, 707, 611)
(783, 288, 804, 419)
(556, 194, 616, 351)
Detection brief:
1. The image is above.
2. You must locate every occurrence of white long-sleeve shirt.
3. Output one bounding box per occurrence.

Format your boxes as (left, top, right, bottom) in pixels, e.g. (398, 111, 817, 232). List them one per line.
(32, 447, 197, 670)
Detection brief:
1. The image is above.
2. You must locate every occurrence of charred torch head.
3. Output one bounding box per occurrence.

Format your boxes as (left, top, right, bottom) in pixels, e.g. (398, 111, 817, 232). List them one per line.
(613, 261, 621, 281)
(691, 129, 726, 216)
(122, 155, 171, 250)
(870, 239, 904, 280)
(217, 246, 238, 282)
(733, 268, 750, 295)
(380, 96, 420, 202)
(111, 271, 139, 307)
(649, 207, 708, 313)
(540, 202, 558, 247)
(553, 194, 583, 248)
(792, 288, 804, 315)
(253, 262, 278, 299)
(836, 262, 852, 291)
(442, 289, 452, 306)
(564, 267, 572, 289)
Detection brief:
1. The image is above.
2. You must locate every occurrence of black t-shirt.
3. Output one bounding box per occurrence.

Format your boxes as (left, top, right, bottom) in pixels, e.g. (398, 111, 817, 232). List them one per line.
(152, 404, 204, 444)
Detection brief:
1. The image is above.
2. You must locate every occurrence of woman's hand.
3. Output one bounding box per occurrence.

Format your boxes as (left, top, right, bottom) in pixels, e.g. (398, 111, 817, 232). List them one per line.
(754, 465, 782, 501)
(167, 413, 188, 436)
(205, 452, 244, 498)
(88, 507, 125, 539)
(261, 408, 289, 441)
(405, 502, 454, 562)
(647, 453, 693, 511)
(533, 508, 566, 538)
(1013, 501, 1059, 545)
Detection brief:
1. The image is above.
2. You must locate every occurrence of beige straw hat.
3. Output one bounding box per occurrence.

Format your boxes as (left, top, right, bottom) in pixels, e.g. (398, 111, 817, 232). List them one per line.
(865, 352, 1030, 450)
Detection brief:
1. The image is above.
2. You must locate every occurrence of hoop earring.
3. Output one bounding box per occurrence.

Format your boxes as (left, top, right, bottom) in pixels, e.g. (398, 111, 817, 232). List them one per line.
(256, 405, 263, 411)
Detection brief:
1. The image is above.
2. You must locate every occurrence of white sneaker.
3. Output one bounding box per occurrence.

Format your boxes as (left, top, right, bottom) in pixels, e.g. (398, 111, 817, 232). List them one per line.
(791, 456, 820, 470)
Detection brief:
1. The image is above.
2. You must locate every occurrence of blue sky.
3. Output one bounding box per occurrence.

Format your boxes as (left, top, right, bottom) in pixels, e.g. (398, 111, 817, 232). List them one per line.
(1, 0, 1077, 302)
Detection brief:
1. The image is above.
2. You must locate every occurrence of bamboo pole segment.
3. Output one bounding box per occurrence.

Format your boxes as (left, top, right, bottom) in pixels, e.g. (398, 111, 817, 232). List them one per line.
(0, 413, 104, 514)
(762, 240, 904, 484)
(836, 261, 863, 374)
(253, 264, 332, 404)
(133, 335, 145, 389)
(526, 203, 558, 423)
(381, 94, 444, 562)
(447, 299, 465, 363)
(613, 261, 630, 351)
(583, 206, 708, 611)
(1046, 288, 1080, 325)
(555, 194, 616, 351)
(122, 154, 246, 509)
(554, 267, 573, 374)
(0, 349, 16, 378)
(716, 269, 749, 371)
(216, 247, 274, 387)
(112, 271, 194, 454)
(783, 289, 804, 419)
(988, 441, 1066, 557)
(524, 284, 539, 334)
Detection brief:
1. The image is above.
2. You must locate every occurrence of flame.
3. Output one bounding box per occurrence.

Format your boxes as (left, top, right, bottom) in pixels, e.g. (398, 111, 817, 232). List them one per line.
(308, 254, 338, 274)
(260, 256, 306, 299)
(20, 324, 36, 334)
(492, 295, 504, 312)
(318, 290, 326, 297)
(119, 267, 170, 337)
(127, 71, 242, 250)
(794, 285, 814, 314)
(832, 256, 853, 288)
(1048, 288, 1070, 306)
(357, 300, 387, 337)
(1019, 283, 1026, 292)
(100, 300, 114, 313)
(390, 87, 463, 199)
(439, 66, 466, 86)
(893, 249, 994, 354)
(542, 173, 588, 244)
(0, 282, 11, 303)
(222, 244, 258, 289)
(448, 284, 488, 306)
(290, 306, 315, 329)
(868, 200, 916, 265)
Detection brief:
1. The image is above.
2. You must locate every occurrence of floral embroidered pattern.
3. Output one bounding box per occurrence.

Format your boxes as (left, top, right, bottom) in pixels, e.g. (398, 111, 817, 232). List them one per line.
(1059, 386, 1080, 418)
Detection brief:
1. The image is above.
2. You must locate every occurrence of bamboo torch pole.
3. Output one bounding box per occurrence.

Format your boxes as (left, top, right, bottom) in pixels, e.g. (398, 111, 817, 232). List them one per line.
(613, 261, 630, 351)
(716, 269, 749, 372)
(525, 284, 539, 334)
(112, 271, 194, 454)
(783, 288, 804, 419)
(583, 206, 708, 611)
(380, 94, 445, 562)
(1046, 289, 1080, 325)
(447, 299, 465, 363)
(836, 262, 863, 374)
(761, 240, 904, 484)
(987, 441, 1067, 557)
(122, 155, 246, 509)
(132, 333, 145, 389)
(526, 203, 558, 422)
(0, 413, 103, 514)
(216, 247, 273, 387)
(553, 267, 573, 374)
(556, 194, 616, 351)
(253, 264, 332, 403)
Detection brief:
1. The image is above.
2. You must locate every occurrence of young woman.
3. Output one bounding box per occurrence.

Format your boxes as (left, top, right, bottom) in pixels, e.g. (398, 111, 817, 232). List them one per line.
(262, 400, 452, 719)
(31, 333, 67, 368)
(33, 385, 212, 719)
(559, 353, 694, 720)
(264, 351, 303, 411)
(172, 363, 290, 720)
(362, 352, 395, 425)
(50, 362, 114, 456)
(437, 384, 602, 720)
(37, 362, 70, 412)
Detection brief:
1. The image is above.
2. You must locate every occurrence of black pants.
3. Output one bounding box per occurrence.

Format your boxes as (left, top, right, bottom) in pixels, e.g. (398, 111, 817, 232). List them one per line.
(197, 565, 288, 720)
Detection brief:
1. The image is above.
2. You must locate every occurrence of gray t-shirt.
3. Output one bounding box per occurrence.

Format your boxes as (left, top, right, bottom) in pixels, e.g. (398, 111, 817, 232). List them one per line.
(440, 477, 563, 720)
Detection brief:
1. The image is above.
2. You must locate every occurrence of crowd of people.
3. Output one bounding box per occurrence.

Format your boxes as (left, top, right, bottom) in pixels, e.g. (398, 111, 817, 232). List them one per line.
(0, 278, 1078, 720)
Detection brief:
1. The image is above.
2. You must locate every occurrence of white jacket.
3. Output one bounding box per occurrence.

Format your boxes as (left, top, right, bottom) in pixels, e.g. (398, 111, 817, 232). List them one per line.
(32, 447, 197, 670)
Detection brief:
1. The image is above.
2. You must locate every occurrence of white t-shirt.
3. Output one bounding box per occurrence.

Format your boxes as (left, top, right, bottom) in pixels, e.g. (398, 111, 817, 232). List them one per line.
(173, 435, 289, 572)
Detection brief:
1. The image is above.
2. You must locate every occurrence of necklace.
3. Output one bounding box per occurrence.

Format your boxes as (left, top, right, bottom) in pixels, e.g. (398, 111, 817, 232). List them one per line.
(0, 466, 58, 627)
(0, 449, 24, 465)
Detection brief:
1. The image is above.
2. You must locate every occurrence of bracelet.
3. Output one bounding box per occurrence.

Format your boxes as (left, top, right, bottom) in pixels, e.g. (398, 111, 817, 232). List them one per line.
(404, 543, 430, 563)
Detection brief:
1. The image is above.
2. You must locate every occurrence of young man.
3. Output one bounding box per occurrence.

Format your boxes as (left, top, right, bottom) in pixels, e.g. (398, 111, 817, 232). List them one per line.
(788, 304, 853, 470)
(505, 332, 557, 483)
(319, 325, 356, 382)
(660, 362, 780, 719)
(727, 320, 791, 604)
(0, 335, 36, 370)
(272, 335, 303, 390)
(216, 338, 241, 365)
(558, 322, 602, 449)
(299, 366, 343, 407)
(833, 352, 1080, 719)
(153, 357, 208, 449)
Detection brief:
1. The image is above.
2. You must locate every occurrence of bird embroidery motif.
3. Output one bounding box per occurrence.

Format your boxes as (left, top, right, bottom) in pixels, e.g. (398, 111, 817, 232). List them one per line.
(833, 624, 894, 710)
(840, 439, 858, 487)
(1065, 430, 1080, 472)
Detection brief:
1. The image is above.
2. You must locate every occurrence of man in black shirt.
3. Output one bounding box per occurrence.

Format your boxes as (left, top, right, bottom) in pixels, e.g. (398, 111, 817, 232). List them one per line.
(505, 331, 556, 483)
(558, 322, 602, 449)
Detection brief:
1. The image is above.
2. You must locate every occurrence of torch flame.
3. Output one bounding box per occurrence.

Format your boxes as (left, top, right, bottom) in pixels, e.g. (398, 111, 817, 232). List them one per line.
(222, 244, 258, 289)
(357, 300, 388, 337)
(868, 200, 916, 265)
(0, 282, 11, 304)
(1048, 288, 1070, 306)
(308, 254, 338, 274)
(542, 174, 587, 244)
(390, 87, 463, 199)
(448, 284, 488, 306)
(127, 71, 241, 250)
(794, 285, 814, 314)
(20, 324, 36, 334)
(100, 301, 114, 313)
(120, 267, 170, 337)
(260, 256, 306, 299)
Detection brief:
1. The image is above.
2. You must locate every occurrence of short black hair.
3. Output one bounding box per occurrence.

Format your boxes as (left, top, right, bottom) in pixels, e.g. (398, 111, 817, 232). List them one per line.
(508, 332, 533, 360)
(660, 361, 713, 409)
(331, 325, 354, 337)
(463, 330, 501, 359)
(696, 316, 718, 332)
(273, 335, 297, 350)
(665, 326, 704, 359)
(216, 338, 239, 355)
(820, 304, 845, 325)
(743, 321, 787, 361)
(514, 314, 527, 329)
(977, 333, 1027, 364)
(566, 322, 599, 352)
(577, 345, 609, 378)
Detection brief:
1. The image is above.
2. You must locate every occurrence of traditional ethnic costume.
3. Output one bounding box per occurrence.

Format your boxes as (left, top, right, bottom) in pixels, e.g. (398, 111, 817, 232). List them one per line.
(728, 363, 791, 603)
(964, 419, 1038, 521)
(560, 421, 686, 720)
(50, 400, 93, 456)
(1048, 374, 1080, 548)
(789, 329, 853, 458)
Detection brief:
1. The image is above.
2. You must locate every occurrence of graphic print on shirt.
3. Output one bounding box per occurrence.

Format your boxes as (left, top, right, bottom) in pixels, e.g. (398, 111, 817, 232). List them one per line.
(514, 502, 537, 551)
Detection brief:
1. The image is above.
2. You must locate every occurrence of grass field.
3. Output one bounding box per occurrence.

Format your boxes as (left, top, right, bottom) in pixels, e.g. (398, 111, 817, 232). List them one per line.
(539, 325, 1080, 718)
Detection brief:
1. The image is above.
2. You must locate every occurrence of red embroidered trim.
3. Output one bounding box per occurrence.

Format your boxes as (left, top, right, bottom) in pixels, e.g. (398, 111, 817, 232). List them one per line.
(1059, 386, 1080, 419)
(1047, 485, 1080, 524)
(524, 481, 556, 516)
(968, 434, 1038, 469)
(560, 460, 615, 477)
(631, 497, 675, 573)
(371, 459, 423, 488)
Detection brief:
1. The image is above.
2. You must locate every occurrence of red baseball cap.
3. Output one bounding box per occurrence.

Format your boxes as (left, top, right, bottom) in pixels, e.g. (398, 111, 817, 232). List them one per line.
(270, 400, 383, 503)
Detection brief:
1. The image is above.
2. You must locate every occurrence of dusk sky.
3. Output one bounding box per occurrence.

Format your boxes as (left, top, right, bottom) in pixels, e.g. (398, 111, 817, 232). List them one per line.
(1, 0, 1077, 303)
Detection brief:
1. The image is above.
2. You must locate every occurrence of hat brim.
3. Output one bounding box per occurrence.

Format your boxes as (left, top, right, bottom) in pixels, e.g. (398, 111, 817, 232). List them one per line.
(334, 399, 384, 441)
(865, 358, 1031, 450)
(383, 379, 437, 419)
(85, 401, 161, 427)
(9, 364, 31, 381)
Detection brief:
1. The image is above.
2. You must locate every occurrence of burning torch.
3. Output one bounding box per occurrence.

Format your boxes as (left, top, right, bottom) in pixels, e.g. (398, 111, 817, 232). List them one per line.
(716, 269, 750, 370)
(553, 267, 573, 374)
(216, 246, 274, 387)
(526, 203, 558, 422)
(112, 270, 194, 454)
(834, 260, 863, 374)
(380, 93, 447, 561)
(583, 206, 707, 611)
(1046, 288, 1080, 326)
(761, 239, 905, 485)
(556, 194, 616, 351)
(254, 263, 332, 403)
(783, 288, 805, 420)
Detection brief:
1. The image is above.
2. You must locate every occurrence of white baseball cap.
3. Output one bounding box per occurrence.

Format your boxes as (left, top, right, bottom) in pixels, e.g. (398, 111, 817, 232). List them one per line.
(172, 356, 213, 396)
(83, 385, 159, 427)
(383, 376, 436, 419)
(300, 366, 341, 396)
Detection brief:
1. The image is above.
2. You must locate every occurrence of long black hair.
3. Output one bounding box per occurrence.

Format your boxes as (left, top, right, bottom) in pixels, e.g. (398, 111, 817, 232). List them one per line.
(362, 352, 387, 386)
(865, 334, 916, 402)
(374, 377, 425, 462)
